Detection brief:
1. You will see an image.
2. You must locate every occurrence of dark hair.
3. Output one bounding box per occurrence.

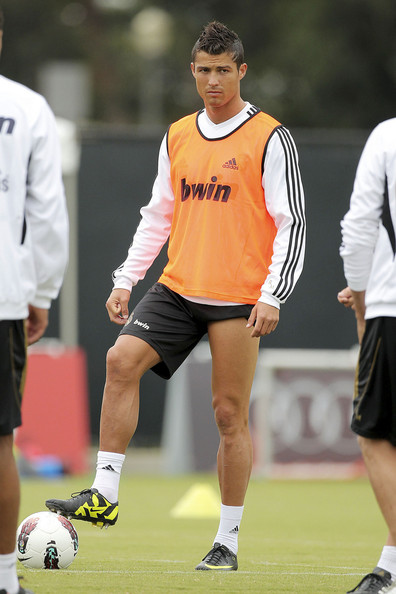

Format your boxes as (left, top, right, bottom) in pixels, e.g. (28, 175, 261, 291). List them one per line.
(0, 5, 3, 31)
(191, 21, 244, 69)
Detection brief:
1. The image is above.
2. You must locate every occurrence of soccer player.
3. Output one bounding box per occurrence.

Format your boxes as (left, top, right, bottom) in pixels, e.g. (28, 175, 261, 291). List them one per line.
(46, 21, 305, 570)
(339, 118, 396, 594)
(0, 5, 69, 593)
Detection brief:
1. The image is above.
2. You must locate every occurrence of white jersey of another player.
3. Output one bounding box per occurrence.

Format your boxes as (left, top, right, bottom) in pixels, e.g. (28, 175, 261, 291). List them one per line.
(340, 118, 396, 319)
(0, 74, 69, 320)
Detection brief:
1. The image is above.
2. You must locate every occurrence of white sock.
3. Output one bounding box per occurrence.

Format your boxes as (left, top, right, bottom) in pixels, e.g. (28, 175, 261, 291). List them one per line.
(91, 451, 125, 503)
(378, 546, 396, 580)
(213, 504, 244, 555)
(0, 550, 19, 594)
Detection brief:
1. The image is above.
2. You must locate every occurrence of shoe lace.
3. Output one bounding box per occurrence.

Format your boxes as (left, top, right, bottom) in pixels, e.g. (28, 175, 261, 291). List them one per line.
(71, 488, 92, 499)
(204, 544, 227, 564)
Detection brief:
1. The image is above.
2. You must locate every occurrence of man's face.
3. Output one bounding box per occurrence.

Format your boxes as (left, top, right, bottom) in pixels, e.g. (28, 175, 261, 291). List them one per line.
(191, 51, 247, 110)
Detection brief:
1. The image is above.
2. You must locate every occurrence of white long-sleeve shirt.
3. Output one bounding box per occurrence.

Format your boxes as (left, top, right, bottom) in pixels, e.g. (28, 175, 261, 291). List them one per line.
(113, 102, 305, 308)
(0, 75, 69, 320)
(340, 118, 396, 319)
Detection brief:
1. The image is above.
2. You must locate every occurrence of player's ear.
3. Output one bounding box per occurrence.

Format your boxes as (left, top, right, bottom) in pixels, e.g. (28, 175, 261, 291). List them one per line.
(190, 62, 196, 78)
(239, 63, 247, 80)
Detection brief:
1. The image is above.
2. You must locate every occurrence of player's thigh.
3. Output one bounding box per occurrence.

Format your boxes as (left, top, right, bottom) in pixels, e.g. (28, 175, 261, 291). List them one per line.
(208, 317, 259, 407)
(107, 334, 162, 378)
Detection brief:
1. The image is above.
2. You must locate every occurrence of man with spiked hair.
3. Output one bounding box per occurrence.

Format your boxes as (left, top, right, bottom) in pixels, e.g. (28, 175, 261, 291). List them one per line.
(46, 21, 305, 571)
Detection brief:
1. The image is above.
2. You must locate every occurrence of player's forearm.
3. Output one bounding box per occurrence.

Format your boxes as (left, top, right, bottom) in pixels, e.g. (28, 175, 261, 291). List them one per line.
(350, 289, 366, 321)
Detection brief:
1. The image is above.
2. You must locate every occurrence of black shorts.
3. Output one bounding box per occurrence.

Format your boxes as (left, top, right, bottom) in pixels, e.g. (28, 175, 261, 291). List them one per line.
(0, 320, 27, 435)
(119, 283, 254, 379)
(351, 317, 396, 445)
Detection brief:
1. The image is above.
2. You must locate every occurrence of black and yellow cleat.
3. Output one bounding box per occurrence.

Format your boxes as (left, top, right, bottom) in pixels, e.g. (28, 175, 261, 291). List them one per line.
(45, 488, 118, 529)
(195, 542, 238, 571)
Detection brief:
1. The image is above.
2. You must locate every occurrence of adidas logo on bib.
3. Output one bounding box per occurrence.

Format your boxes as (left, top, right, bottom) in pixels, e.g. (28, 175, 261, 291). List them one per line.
(222, 157, 238, 170)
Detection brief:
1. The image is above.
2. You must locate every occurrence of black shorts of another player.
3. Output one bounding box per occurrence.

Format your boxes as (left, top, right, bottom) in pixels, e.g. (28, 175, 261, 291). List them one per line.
(0, 320, 27, 435)
(351, 317, 396, 445)
(119, 282, 254, 379)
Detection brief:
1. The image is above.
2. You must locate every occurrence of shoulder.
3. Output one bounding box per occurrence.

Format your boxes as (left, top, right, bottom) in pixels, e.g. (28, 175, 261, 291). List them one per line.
(247, 109, 283, 144)
(255, 109, 282, 129)
(0, 75, 51, 117)
(167, 112, 199, 152)
(0, 75, 45, 102)
(368, 118, 396, 144)
(169, 111, 198, 132)
(254, 110, 282, 130)
(373, 117, 396, 132)
(359, 118, 396, 161)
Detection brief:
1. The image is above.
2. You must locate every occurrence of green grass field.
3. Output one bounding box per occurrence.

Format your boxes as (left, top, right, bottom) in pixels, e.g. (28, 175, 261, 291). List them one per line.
(17, 472, 386, 593)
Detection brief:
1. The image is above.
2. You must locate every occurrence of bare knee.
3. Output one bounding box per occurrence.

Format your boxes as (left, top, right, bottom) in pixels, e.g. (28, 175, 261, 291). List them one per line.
(106, 343, 141, 384)
(213, 394, 248, 436)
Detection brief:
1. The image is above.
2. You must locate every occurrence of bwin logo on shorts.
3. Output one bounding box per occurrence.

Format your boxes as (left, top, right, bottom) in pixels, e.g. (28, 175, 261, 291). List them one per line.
(133, 318, 150, 330)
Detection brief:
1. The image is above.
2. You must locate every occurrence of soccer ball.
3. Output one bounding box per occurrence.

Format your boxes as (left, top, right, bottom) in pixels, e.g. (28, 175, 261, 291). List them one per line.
(16, 511, 79, 569)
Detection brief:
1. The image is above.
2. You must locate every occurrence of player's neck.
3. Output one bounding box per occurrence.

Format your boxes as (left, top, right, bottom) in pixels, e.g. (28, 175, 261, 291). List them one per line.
(205, 98, 246, 125)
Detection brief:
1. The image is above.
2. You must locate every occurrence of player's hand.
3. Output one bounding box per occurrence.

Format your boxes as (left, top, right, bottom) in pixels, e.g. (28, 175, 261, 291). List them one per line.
(26, 305, 49, 345)
(106, 288, 131, 325)
(337, 287, 355, 310)
(246, 301, 279, 337)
